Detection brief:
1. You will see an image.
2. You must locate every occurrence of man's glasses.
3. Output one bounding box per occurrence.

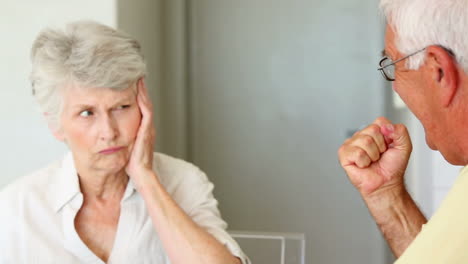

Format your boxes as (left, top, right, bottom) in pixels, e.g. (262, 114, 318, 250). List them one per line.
(378, 48, 426, 81)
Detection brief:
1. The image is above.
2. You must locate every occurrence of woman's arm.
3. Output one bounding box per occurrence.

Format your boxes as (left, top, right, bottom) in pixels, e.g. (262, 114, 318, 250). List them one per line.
(126, 79, 242, 264)
(137, 171, 241, 264)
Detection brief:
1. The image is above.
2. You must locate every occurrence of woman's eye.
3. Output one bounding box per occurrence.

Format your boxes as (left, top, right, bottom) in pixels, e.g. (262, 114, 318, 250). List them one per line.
(79, 110, 93, 117)
(116, 105, 131, 110)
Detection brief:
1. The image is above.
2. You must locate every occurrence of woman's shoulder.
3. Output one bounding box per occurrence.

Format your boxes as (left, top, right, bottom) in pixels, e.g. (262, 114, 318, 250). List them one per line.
(152, 152, 210, 189)
(0, 157, 64, 208)
(0, 156, 66, 254)
(153, 152, 203, 176)
(152, 152, 216, 214)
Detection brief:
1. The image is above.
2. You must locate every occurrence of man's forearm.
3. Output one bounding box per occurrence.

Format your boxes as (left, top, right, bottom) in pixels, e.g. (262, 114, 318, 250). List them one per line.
(363, 186, 427, 257)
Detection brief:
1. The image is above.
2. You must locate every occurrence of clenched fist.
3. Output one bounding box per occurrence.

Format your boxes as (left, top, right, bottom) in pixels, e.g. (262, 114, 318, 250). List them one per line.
(338, 117, 413, 198)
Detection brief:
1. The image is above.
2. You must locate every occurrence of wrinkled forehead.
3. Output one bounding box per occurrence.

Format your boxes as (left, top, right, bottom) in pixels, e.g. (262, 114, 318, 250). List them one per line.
(62, 84, 137, 107)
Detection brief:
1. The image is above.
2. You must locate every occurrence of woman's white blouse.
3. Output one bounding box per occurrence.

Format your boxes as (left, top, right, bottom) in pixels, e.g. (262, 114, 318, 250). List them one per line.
(0, 152, 249, 264)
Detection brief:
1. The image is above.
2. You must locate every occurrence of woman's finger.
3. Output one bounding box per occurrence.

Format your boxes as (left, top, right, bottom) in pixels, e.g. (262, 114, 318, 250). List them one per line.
(137, 83, 153, 129)
(138, 78, 153, 108)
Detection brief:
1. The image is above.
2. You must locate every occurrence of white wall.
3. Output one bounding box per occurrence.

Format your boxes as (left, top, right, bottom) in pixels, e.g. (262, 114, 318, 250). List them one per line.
(0, 0, 117, 188)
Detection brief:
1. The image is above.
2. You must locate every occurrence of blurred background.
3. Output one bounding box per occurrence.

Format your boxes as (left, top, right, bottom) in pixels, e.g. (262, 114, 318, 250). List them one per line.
(0, 0, 461, 263)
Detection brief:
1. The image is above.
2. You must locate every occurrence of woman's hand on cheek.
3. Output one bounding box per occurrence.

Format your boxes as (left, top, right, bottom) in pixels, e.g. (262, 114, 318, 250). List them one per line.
(126, 79, 157, 188)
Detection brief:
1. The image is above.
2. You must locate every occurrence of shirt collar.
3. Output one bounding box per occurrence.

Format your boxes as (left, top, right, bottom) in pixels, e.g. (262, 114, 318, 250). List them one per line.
(49, 152, 140, 212)
(122, 177, 137, 202)
(50, 152, 81, 212)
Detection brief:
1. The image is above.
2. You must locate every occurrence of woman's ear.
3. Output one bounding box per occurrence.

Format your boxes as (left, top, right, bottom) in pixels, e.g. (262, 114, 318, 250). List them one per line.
(425, 45, 459, 107)
(44, 112, 65, 141)
(51, 127, 65, 142)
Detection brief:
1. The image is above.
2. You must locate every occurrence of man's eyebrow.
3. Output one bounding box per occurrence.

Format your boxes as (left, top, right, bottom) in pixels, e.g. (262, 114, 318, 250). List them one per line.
(381, 49, 387, 57)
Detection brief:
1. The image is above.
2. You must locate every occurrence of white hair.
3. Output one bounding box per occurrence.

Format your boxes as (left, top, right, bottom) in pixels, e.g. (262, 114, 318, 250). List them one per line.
(380, 0, 468, 72)
(30, 21, 147, 128)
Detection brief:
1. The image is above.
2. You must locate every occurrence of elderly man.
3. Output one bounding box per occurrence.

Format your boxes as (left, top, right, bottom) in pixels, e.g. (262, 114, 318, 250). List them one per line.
(338, 0, 468, 263)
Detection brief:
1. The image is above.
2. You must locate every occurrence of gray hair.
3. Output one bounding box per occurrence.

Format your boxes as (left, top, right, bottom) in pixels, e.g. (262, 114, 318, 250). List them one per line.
(380, 0, 468, 73)
(30, 20, 147, 128)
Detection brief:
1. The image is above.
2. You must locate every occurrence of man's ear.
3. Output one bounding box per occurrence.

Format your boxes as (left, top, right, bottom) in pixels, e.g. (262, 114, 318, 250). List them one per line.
(425, 45, 459, 107)
(44, 112, 65, 141)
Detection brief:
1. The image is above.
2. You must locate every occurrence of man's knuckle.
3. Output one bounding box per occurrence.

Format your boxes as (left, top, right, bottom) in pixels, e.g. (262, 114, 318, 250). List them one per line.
(363, 136, 374, 146)
(368, 124, 380, 134)
(355, 148, 366, 158)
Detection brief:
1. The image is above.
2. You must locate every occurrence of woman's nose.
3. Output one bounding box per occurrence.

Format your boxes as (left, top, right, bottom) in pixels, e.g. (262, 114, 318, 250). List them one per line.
(99, 114, 119, 141)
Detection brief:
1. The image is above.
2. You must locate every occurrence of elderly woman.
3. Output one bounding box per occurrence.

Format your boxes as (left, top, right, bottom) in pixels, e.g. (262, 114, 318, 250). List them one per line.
(0, 21, 249, 264)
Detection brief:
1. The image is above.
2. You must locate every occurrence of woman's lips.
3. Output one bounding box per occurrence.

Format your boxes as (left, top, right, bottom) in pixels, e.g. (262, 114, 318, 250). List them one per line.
(99, 146, 124, 154)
